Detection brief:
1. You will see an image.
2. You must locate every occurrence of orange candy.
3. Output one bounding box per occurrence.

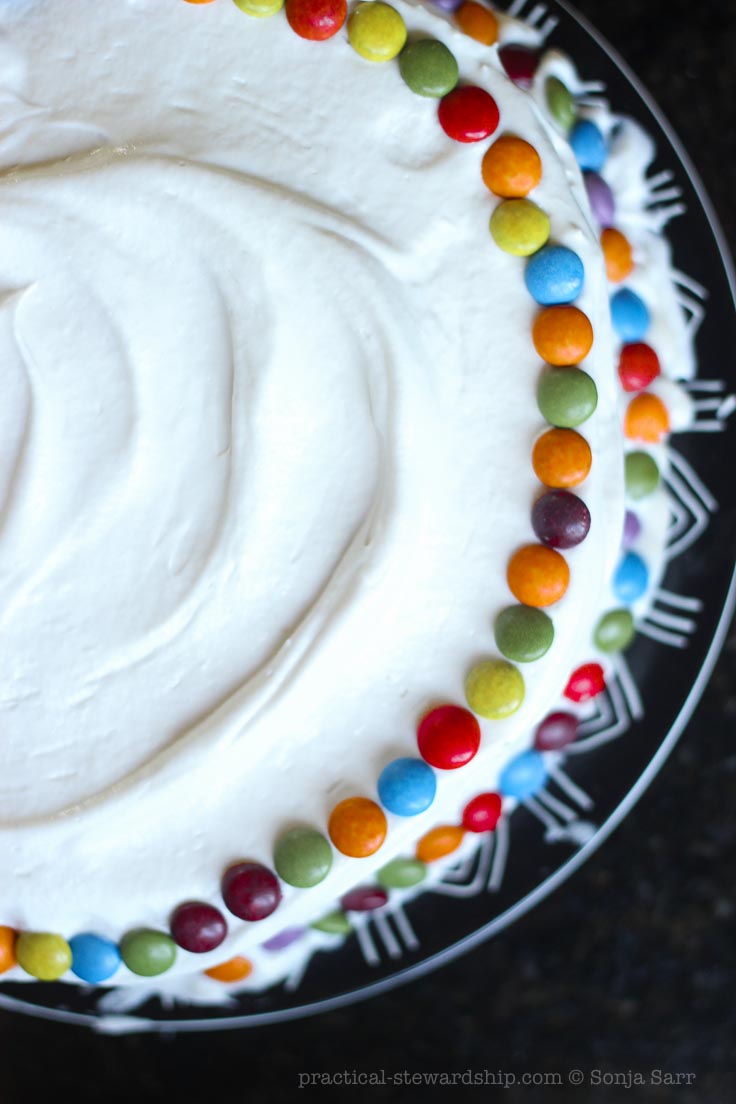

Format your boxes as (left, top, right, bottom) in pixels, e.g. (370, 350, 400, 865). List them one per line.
(601, 228, 634, 282)
(532, 427, 592, 488)
(416, 825, 465, 863)
(0, 927, 17, 974)
(456, 1, 499, 45)
(205, 956, 253, 983)
(328, 797, 387, 858)
(533, 306, 594, 366)
(507, 544, 570, 607)
(481, 135, 542, 198)
(624, 393, 670, 443)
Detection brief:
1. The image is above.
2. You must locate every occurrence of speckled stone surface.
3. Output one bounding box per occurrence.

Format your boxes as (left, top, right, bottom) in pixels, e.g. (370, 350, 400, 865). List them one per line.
(0, 2, 734, 1101)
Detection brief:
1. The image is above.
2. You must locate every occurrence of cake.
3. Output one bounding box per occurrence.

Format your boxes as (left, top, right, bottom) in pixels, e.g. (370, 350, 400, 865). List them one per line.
(0, 0, 697, 1007)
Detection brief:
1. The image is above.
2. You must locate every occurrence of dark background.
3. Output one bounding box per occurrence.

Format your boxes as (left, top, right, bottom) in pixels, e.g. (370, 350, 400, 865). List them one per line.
(0, 1, 734, 1100)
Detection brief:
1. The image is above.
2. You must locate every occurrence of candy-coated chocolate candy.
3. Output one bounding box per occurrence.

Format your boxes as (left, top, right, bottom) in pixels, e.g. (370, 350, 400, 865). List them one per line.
(532, 489, 591, 549)
(462, 792, 503, 832)
(525, 244, 585, 305)
(611, 288, 650, 341)
(537, 367, 598, 428)
(624, 393, 670, 443)
(545, 76, 576, 131)
(456, 1, 498, 45)
(310, 911, 353, 935)
(584, 171, 615, 226)
(69, 933, 122, 984)
(285, 0, 347, 40)
(416, 824, 465, 863)
(498, 43, 539, 88)
(204, 956, 253, 983)
(618, 342, 661, 392)
(377, 757, 437, 816)
(262, 927, 306, 952)
(222, 862, 282, 921)
(625, 451, 660, 500)
(507, 544, 570, 607)
(499, 750, 547, 800)
(0, 927, 17, 974)
(431, 0, 463, 9)
(613, 551, 649, 604)
(622, 509, 642, 548)
(532, 305, 594, 365)
(119, 929, 176, 978)
(494, 604, 554, 662)
(570, 119, 607, 172)
(564, 662, 605, 702)
(416, 704, 480, 769)
(274, 826, 333, 887)
(341, 886, 388, 912)
(594, 608, 636, 653)
(532, 428, 592, 489)
(398, 39, 459, 98)
(184, 0, 217, 4)
(232, 0, 285, 16)
(438, 85, 499, 142)
(328, 796, 388, 857)
(534, 711, 578, 751)
(490, 199, 550, 256)
(481, 136, 542, 198)
(465, 659, 525, 719)
(16, 932, 72, 981)
(601, 227, 634, 282)
(170, 901, 227, 954)
(377, 857, 427, 889)
(347, 2, 406, 62)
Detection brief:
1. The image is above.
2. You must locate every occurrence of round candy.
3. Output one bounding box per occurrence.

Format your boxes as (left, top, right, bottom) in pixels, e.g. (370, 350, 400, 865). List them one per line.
(594, 608, 636, 653)
(545, 76, 576, 131)
(232, 0, 285, 16)
(262, 927, 306, 952)
(204, 956, 253, 983)
(377, 857, 427, 889)
(499, 750, 547, 800)
(274, 826, 333, 887)
(398, 39, 459, 98)
(455, 1, 498, 45)
(438, 85, 499, 142)
(494, 605, 554, 663)
(534, 711, 578, 751)
(416, 825, 465, 863)
(481, 136, 542, 198)
(532, 305, 594, 365)
(613, 551, 649, 604)
(0, 927, 17, 974)
(184, 0, 217, 4)
(310, 911, 352, 935)
(465, 659, 525, 719)
(170, 901, 227, 954)
(584, 171, 615, 226)
(222, 862, 281, 921)
(564, 662, 605, 703)
(490, 199, 550, 256)
(601, 228, 634, 283)
(570, 119, 607, 172)
(532, 489, 591, 549)
(119, 929, 176, 978)
(416, 704, 481, 769)
(525, 244, 585, 306)
(622, 509, 642, 549)
(328, 796, 388, 857)
(625, 451, 660, 500)
(532, 428, 592, 489)
(611, 288, 650, 341)
(347, 2, 406, 63)
(618, 342, 661, 392)
(462, 792, 503, 833)
(537, 367, 598, 428)
(498, 43, 539, 89)
(69, 933, 122, 984)
(377, 757, 437, 816)
(431, 0, 463, 9)
(507, 544, 569, 607)
(285, 0, 347, 40)
(340, 886, 388, 912)
(16, 932, 72, 981)
(624, 393, 670, 443)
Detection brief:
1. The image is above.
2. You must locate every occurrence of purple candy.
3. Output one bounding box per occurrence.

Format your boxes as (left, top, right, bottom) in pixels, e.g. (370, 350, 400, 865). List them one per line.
(535, 711, 579, 752)
(584, 171, 615, 227)
(622, 509, 642, 549)
(430, 0, 463, 10)
(498, 44, 539, 89)
(261, 927, 306, 952)
(341, 886, 389, 913)
(532, 490, 591, 549)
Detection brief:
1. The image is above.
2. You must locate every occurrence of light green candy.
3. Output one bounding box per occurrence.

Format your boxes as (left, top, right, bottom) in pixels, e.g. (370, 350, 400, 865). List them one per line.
(537, 367, 598, 428)
(546, 76, 576, 131)
(310, 911, 353, 936)
(399, 39, 459, 98)
(16, 932, 72, 981)
(232, 0, 284, 17)
(377, 858, 427, 889)
(495, 606, 554, 663)
(274, 826, 333, 888)
(490, 200, 551, 257)
(594, 609, 636, 653)
(625, 451, 660, 500)
(348, 2, 407, 63)
(465, 659, 525, 720)
(120, 929, 176, 978)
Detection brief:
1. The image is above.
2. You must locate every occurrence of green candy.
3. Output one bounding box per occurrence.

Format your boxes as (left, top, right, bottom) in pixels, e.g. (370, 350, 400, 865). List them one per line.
(537, 367, 598, 428)
(495, 605, 555, 663)
(310, 911, 352, 936)
(594, 608, 636, 653)
(120, 929, 176, 978)
(274, 826, 333, 888)
(625, 451, 660, 500)
(546, 76, 576, 131)
(465, 659, 525, 720)
(16, 932, 72, 981)
(377, 857, 427, 889)
(398, 39, 459, 98)
(490, 200, 550, 257)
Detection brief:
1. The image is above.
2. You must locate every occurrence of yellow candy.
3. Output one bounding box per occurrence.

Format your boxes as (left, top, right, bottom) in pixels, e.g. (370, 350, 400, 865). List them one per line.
(465, 659, 525, 720)
(16, 932, 72, 981)
(232, 0, 285, 15)
(348, 2, 407, 63)
(490, 199, 550, 257)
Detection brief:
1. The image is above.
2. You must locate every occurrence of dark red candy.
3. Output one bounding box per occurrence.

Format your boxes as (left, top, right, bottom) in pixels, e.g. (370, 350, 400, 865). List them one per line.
(618, 343, 661, 392)
(462, 792, 503, 833)
(438, 86, 500, 142)
(222, 862, 281, 922)
(340, 886, 389, 912)
(170, 901, 227, 953)
(532, 489, 591, 549)
(417, 705, 481, 769)
(534, 711, 579, 751)
(564, 663, 606, 703)
(498, 44, 539, 89)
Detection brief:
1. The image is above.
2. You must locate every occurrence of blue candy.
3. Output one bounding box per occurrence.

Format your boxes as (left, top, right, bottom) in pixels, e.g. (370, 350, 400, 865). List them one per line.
(525, 244, 585, 305)
(70, 932, 122, 984)
(377, 757, 436, 816)
(611, 288, 650, 341)
(613, 551, 649, 604)
(499, 749, 547, 800)
(570, 120, 607, 172)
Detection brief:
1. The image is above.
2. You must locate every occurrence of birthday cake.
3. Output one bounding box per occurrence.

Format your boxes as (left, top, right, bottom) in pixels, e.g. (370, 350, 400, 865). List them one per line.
(0, 0, 695, 1003)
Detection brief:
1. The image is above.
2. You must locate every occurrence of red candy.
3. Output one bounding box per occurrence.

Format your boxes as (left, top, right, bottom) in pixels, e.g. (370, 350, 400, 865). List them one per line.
(534, 711, 579, 751)
(285, 0, 347, 40)
(462, 792, 503, 833)
(438, 86, 500, 143)
(170, 901, 227, 954)
(222, 862, 281, 922)
(498, 44, 539, 89)
(564, 663, 606, 703)
(417, 705, 481, 769)
(341, 886, 389, 912)
(618, 343, 661, 392)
